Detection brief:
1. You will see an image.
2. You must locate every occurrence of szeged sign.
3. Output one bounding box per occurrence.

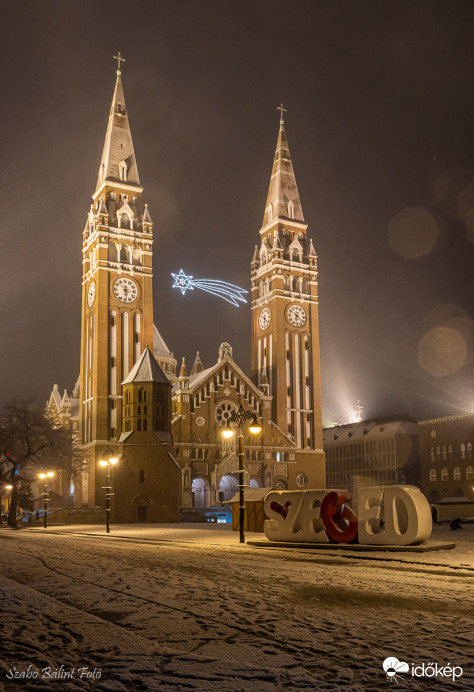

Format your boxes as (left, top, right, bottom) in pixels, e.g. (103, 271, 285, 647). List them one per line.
(264, 485, 432, 546)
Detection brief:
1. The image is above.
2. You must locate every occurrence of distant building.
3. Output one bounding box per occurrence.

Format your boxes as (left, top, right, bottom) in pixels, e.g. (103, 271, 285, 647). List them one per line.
(324, 415, 420, 499)
(418, 413, 474, 505)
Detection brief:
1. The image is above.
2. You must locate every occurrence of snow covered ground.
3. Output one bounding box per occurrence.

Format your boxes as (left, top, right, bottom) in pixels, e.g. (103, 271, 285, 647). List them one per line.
(0, 523, 472, 690)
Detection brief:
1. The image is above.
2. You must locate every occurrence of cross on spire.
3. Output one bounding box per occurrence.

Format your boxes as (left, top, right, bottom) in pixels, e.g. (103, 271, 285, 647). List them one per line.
(277, 103, 287, 126)
(113, 52, 126, 76)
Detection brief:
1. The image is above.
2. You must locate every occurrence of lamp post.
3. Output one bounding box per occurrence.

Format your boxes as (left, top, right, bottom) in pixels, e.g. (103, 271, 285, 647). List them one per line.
(5, 485, 13, 516)
(99, 452, 118, 534)
(38, 472, 55, 529)
(222, 405, 262, 543)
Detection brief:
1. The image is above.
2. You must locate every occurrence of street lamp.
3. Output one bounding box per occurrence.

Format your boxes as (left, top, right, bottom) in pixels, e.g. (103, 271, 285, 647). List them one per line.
(5, 485, 13, 515)
(38, 472, 55, 529)
(99, 453, 118, 534)
(221, 405, 262, 543)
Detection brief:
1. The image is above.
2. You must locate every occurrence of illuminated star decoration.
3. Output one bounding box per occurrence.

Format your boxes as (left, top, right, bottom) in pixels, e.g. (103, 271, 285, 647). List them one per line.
(171, 269, 247, 307)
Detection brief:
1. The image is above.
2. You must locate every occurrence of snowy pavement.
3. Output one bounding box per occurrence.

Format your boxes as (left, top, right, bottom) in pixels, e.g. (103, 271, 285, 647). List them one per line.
(0, 524, 473, 690)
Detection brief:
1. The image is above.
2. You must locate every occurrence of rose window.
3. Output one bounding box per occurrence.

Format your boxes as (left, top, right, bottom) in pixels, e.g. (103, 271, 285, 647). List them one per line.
(215, 401, 238, 426)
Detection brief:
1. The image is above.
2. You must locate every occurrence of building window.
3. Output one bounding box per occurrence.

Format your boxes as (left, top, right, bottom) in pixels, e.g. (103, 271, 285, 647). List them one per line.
(430, 446, 435, 463)
(441, 445, 447, 461)
(467, 443, 472, 459)
(453, 467, 461, 481)
(143, 418, 147, 431)
(436, 446, 441, 461)
(467, 466, 474, 480)
(137, 418, 142, 431)
(139, 470, 144, 483)
(460, 443, 466, 460)
(448, 444, 453, 460)
(441, 467, 448, 481)
(429, 469, 436, 482)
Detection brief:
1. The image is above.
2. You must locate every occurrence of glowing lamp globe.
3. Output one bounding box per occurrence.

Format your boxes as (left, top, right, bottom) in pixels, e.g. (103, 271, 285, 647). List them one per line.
(249, 417, 262, 435)
(222, 424, 234, 439)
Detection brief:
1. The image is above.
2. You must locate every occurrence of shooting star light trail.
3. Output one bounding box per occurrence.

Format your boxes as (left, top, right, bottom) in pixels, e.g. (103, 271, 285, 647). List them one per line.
(171, 269, 248, 307)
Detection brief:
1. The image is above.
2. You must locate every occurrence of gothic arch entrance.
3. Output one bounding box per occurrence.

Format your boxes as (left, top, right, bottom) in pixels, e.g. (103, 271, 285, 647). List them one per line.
(219, 474, 238, 503)
(192, 477, 209, 508)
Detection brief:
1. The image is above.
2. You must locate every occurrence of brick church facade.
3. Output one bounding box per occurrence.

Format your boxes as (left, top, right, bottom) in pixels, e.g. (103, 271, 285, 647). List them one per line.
(45, 60, 326, 520)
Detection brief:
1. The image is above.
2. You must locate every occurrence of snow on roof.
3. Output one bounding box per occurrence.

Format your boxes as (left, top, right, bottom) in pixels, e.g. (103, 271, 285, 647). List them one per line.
(122, 347, 169, 385)
(153, 324, 173, 358)
(323, 414, 418, 443)
(437, 497, 474, 504)
(224, 488, 272, 504)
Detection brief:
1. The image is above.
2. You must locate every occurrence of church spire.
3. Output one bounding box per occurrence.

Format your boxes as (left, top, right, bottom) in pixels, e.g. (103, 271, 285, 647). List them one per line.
(262, 106, 304, 227)
(95, 55, 140, 195)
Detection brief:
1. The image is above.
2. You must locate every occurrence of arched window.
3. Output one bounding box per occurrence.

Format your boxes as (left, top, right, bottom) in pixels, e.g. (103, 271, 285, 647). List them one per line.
(138, 389, 143, 403)
(467, 443, 472, 459)
(119, 160, 128, 181)
(436, 446, 441, 461)
(137, 405, 141, 415)
(442, 445, 447, 461)
(287, 200, 294, 219)
(460, 443, 466, 459)
(429, 469, 436, 482)
(137, 418, 142, 431)
(467, 466, 474, 479)
(430, 446, 435, 463)
(143, 418, 147, 431)
(139, 470, 144, 483)
(441, 467, 448, 481)
(448, 444, 453, 460)
(453, 466, 461, 480)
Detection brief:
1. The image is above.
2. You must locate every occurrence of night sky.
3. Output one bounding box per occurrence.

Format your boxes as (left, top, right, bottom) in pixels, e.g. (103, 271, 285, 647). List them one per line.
(2, 0, 474, 425)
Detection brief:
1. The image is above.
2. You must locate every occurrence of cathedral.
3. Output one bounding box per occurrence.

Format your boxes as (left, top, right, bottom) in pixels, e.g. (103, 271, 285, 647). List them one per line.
(45, 60, 326, 521)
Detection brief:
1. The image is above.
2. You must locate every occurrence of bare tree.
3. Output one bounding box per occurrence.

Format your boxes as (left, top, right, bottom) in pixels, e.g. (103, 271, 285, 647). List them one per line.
(0, 399, 86, 527)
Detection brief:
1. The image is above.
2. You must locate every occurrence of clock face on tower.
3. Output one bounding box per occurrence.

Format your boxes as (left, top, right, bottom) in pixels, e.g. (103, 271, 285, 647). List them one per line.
(287, 304, 307, 327)
(87, 281, 96, 308)
(113, 277, 138, 303)
(259, 307, 271, 330)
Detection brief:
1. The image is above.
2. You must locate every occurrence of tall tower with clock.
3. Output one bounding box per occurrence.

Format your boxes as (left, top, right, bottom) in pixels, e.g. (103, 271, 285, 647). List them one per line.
(251, 107, 324, 457)
(79, 56, 155, 493)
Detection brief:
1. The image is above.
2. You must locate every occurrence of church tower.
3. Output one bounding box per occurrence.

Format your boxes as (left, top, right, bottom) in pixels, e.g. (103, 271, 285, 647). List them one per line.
(79, 56, 154, 468)
(251, 108, 323, 452)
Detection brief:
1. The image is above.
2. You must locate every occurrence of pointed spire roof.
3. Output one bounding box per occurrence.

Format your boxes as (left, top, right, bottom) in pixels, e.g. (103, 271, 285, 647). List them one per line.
(190, 351, 204, 376)
(262, 109, 305, 227)
(308, 238, 317, 257)
(95, 68, 140, 193)
(143, 203, 152, 224)
(179, 357, 189, 380)
(122, 347, 169, 385)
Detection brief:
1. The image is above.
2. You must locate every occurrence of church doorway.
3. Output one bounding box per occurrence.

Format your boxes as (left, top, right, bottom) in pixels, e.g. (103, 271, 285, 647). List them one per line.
(192, 477, 209, 508)
(219, 474, 238, 503)
(137, 505, 147, 522)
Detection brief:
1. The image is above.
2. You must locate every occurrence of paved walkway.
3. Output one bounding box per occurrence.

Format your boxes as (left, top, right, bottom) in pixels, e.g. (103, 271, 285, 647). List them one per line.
(11, 521, 474, 570)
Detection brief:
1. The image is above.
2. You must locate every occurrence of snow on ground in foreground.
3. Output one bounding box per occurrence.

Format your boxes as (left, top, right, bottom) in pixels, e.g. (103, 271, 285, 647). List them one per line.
(0, 523, 472, 690)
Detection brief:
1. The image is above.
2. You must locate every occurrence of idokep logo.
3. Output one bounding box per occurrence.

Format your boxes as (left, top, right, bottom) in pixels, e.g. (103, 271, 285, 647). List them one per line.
(383, 657, 409, 683)
(383, 657, 464, 683)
